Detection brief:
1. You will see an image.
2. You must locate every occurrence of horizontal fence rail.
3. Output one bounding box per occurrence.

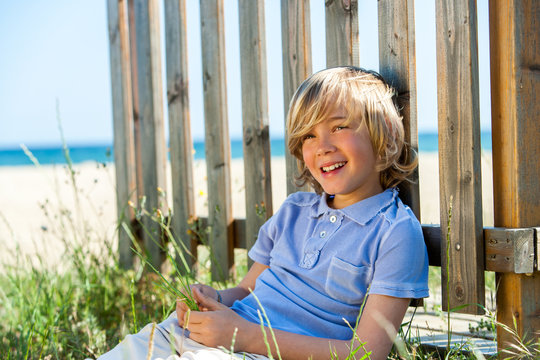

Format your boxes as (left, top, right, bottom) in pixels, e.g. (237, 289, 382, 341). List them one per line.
(130, 218, 538, 274)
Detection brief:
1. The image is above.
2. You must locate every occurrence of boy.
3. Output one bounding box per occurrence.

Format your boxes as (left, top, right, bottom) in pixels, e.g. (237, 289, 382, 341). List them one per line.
(98, 66, 429, 360)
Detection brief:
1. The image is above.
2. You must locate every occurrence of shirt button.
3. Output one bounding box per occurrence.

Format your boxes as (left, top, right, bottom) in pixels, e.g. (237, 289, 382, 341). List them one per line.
(320, 230, 327, 238)
(329, 215, 337, 223)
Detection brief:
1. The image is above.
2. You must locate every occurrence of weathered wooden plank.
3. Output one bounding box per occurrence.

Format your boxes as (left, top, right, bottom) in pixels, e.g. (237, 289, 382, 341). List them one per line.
(132, 0, 168, 267)
(164, 0, 197, 270)
(200, 0, 233, 281)
(107, 0, 137, 269)
(281, 0, 312, 194)
(325, 0, 359, 67)
(489, 0, 540, 349)
(192, 218, 540, 273)
(435, 0, 484, 314)
(484, 228, 535, 274)
(238, 0, 273, 265)
(378, 0, 420, 220)
(197, 217, 246, 250)
(127, 0, 144, 204)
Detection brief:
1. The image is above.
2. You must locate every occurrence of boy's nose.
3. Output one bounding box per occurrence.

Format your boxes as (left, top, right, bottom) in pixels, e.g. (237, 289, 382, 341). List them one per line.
(315, 138, 336, 156)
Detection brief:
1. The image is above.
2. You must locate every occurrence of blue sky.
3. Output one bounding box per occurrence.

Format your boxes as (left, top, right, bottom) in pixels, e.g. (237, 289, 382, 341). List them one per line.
(0, 0, 491, 148)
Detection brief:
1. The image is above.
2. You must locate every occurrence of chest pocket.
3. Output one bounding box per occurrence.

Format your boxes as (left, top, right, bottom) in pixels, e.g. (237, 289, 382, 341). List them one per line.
(325, 256, 371, 305)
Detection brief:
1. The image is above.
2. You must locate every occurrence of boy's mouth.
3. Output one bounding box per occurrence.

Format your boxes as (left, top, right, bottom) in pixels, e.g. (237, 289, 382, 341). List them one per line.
(321, 161, 346, 173)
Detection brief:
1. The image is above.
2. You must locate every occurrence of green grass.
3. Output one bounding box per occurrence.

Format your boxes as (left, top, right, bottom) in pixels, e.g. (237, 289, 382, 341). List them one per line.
(0, 217, 177, 359)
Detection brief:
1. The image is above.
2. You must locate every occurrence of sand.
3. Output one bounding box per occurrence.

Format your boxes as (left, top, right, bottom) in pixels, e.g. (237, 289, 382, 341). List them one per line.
(0, 152, 494, 267)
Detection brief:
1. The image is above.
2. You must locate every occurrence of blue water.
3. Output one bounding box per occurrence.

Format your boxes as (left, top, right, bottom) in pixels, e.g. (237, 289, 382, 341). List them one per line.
(0, 132, 492, 167)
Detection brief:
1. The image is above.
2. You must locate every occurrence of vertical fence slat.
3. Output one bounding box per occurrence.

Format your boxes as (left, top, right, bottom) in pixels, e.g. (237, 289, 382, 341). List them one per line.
(325, 0, 359, 67)
(200, 0, 233, 280)
(164, 0, 197, 270)
(281, 0, 312, 194)
(378, 0, 420, 220)
(127, 0, 144, 206)
(239, 0, 273, 264)
(107, 0, 137, 269)
(436, 0, 484, 314)
(133, 0, 168, 267)
(489, 0, 540, 349)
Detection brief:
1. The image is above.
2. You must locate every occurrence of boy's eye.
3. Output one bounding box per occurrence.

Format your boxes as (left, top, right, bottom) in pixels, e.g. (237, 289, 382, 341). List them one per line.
(334, 125, 347, 132)
(303, 134, 315, 141)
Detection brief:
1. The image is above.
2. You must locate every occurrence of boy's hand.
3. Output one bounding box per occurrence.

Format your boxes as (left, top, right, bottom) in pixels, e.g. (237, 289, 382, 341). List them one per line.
(176, 284, 219, 327)
(189, 284, 220, 309)
(191, 285, 228, 312)
(183, 287, 253, 349)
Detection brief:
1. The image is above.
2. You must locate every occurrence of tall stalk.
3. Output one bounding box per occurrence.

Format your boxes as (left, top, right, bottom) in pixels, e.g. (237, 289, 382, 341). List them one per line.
(446, 196, 453, 352)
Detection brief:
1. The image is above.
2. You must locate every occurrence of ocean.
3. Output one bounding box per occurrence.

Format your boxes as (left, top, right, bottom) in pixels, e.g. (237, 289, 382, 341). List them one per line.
(0, 132, 492, 167)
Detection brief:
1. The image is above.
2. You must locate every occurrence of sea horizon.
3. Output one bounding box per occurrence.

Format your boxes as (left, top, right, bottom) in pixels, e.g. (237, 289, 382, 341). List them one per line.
(0, 132, 493, 167)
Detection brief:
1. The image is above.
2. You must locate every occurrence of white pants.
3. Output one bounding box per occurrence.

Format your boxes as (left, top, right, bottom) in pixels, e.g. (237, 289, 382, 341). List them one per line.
(96, 312, 269, 360)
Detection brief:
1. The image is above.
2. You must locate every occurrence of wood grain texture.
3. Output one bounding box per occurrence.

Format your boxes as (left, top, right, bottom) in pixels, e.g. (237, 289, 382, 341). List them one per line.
(107, 0, 137, 269)
(378, 0, 420, 219)
(127, 0, 144, 203)
(435, 0, 484, 314)
(325, 0, 359, 67)
(489, 0, 540, 349)
(133, 0, 168, 268)
(164, 0, 197, 270)
(200, 0, 233, 281)
(238, 0, 273, 266)
(281, 0, 312, 194)
(484, 228, 535, 274)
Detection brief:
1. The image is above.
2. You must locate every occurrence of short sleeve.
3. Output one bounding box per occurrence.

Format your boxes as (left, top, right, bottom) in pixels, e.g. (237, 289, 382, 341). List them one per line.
(247, 214, 277, 266)
(369, 215, 429, 299)
(247, 192, 316, 266)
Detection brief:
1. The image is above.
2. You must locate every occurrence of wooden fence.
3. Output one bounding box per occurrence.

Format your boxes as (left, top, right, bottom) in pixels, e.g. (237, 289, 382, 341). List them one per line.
(107, 0, 539, 352)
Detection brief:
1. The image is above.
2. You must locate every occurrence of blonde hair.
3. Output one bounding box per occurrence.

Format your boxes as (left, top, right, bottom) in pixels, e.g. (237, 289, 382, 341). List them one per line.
(286, 66, 417, 194)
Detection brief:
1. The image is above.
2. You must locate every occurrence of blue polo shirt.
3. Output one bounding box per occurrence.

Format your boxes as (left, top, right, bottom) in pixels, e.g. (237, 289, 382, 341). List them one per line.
(230, 188, 429, 340)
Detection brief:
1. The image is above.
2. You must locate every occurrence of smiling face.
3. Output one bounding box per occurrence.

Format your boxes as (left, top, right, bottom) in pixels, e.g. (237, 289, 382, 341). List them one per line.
(288, 67, 415, 197)
(301, 108, 383, 209)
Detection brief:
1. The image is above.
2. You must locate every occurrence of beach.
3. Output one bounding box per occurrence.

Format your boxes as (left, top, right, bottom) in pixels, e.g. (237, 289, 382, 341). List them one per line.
(0, 152, 494, 267)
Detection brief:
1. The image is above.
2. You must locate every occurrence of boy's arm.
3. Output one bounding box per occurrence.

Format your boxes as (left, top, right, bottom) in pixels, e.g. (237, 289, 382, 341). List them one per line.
(187, 292, 409, 360)
(242, 294, 409, 360)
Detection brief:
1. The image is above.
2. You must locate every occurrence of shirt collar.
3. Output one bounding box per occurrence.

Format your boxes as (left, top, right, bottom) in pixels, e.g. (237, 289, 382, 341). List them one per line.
(310, 188, 398, 225)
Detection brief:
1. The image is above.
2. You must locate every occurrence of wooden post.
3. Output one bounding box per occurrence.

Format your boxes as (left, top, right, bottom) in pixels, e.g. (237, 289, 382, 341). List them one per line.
(489, 0, 540, 350)
(200, 0, 233, 281)
(378, 0, 420, 220)
(238, 0, 273, 264)
(164, 0, 197, 270)
(132, 0, 168, 268)
(435, 0, 485, 314)
(107, 0, 137, 269)
(325, 0, 359, 67)
(281, 0, 312, 195)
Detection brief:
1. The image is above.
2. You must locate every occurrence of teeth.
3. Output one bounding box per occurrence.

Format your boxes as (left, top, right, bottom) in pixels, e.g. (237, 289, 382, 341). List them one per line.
(322, 162, 346, 172)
